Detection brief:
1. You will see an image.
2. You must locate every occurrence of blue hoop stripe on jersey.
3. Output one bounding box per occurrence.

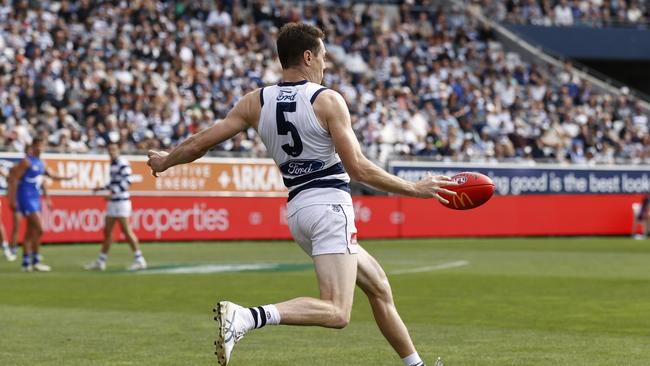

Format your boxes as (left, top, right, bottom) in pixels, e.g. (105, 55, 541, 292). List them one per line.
(310, 87, 328, 104)
(277, 80, 308, 86)
(110, 197, 129, 202)
(259, 87, 265, 107)
(287, 179, 351, 202)
(283, 162, 345, 188)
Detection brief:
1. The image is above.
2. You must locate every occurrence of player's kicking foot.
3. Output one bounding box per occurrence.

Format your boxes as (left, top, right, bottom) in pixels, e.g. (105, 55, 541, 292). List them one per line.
(84, 260, 106, 271)
(213, 301, 247, 366)
(127, 259, 147, 271)
(33, 263, 51, 272)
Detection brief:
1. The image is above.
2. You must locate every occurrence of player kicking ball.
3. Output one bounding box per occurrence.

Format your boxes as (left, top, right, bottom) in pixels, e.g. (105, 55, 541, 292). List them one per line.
(85, 141, 146, 271)
(148, 23, 454, 366)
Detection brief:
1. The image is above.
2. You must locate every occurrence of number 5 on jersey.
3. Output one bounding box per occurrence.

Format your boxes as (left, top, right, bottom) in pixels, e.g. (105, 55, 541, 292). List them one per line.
(276, 102, 303, 157)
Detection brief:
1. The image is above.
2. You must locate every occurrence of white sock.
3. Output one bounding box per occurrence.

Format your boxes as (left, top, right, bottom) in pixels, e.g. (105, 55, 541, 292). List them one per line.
(402, 352, 425, 366)
(98, 253, 108, 263)
(262, 304, 281, 325)
(236, 304, 281, 332)
(1, 241, 8, 249)
(134, 250, 143, 260)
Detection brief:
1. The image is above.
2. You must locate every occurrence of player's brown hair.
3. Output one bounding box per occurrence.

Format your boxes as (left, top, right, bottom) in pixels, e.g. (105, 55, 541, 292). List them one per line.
(276, 23, 325, 69)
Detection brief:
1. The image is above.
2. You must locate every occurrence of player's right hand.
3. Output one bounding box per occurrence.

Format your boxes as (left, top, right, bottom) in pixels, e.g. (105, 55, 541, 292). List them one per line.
(147, 150, 169, 177)
(413, 174, 458, 204)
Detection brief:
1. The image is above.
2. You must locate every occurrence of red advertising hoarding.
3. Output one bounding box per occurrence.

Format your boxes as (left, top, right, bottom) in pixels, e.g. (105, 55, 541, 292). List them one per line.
(0, 195, 639, 244)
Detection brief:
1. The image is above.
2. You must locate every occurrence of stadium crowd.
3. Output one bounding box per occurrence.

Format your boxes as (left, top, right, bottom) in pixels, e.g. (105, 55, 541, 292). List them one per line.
(0, 0, 649, 164)
(472, 0, 649, 27)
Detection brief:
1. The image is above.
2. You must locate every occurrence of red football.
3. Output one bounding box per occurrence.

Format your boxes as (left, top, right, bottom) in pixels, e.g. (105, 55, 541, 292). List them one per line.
(439, 172, 495, 210)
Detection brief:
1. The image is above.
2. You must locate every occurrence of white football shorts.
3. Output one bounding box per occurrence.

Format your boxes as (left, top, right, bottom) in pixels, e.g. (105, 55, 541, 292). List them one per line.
(288, 204, 359, 257)
(106, 200, 132, 218)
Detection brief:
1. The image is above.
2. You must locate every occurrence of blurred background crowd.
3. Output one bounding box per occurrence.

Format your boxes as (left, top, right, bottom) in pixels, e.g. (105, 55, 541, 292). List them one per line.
(0, 0, 649, 164)
(470, 0, 648, 27)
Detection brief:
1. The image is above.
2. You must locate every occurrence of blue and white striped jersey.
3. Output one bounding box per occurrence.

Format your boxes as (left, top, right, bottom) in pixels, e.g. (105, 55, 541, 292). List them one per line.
(105, 157, 132, 201)
(258, 80, 352, 215)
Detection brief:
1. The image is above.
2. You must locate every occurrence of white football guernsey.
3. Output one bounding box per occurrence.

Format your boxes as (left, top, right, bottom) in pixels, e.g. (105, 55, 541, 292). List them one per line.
(258, 80, 352, 215)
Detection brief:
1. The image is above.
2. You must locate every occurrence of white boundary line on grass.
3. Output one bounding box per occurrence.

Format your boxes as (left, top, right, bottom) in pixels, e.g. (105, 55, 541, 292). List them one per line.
(136, 263, 277, 275)
(391, 260, 470, 275)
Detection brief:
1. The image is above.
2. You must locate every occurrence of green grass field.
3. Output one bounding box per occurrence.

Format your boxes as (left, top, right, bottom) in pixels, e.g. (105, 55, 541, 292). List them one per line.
(1, 238, 649, 366)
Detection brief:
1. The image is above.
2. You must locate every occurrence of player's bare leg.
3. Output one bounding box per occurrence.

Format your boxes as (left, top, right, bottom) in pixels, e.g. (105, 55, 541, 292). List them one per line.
(101, 217, 117, 254)
(10, 211, 21, 255)
(24, 213, 48, 272)
(356, 246, 436, 366)
(214, 252, 358, 365)
(1, 211, 15, 261)
(118, 217, 146, 270)
(276, 252, 357, 327)
(85, 217, 116, 271)
(20, 220, 32, 272)
(118, 217, 140, 252)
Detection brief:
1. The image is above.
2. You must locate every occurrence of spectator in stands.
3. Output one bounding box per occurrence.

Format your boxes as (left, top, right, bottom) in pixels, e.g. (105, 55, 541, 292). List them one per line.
(554, 0, 575, 25)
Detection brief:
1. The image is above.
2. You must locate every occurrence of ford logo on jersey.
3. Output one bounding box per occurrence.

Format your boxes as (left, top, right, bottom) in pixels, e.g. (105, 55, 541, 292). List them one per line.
(277, 90, 297, 101)
(279, 160, 325, 176)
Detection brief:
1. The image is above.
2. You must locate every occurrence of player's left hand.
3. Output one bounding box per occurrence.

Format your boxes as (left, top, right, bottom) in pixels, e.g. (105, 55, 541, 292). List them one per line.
(147, 150, 169, 177)
(412, 173, 458, 203)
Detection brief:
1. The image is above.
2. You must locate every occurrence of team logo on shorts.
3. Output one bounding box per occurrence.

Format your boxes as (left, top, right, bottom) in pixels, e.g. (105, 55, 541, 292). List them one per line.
(331, 204, 341, 213)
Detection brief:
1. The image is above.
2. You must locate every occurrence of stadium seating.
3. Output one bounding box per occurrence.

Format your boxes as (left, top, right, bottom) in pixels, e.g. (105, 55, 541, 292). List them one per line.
(0, 1, 648, 164)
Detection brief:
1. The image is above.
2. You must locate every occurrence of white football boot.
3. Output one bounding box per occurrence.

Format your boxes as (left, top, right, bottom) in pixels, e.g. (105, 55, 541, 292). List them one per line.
(33, 263, 51, 272)
(3, 247, 16, 262)
(21, 265, 33, 272)
(127, 259, 147, 271)
(214, 301, 247, 365)
(84, 260, 106, 271)
(434, 357, 443, 366)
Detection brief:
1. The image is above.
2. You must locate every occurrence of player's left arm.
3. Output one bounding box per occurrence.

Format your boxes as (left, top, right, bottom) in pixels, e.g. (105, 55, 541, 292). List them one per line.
(45, 167, 74, 181)
(147, 90, 259, 176)
(41, 183, 52, 208)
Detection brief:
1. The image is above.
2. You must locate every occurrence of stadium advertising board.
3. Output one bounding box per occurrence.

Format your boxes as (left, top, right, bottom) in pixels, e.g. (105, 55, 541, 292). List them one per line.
(389, 161, 650, 195)
(0, 153, 286, 196)
(0, 194, 638, 243)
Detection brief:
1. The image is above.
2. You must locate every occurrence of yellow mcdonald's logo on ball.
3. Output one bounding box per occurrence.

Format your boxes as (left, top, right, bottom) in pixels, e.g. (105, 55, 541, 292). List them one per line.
(452, 192, 474, 208)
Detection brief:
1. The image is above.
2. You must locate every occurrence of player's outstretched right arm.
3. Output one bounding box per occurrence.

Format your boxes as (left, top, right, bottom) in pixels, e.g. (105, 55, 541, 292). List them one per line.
(316, 90, 457, 203)
(147, 90, 260, 176)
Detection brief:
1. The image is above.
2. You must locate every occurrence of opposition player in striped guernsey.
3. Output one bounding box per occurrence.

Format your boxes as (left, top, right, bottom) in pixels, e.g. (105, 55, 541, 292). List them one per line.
(147, 23, 454, 366)
(85, 141, 147, 271)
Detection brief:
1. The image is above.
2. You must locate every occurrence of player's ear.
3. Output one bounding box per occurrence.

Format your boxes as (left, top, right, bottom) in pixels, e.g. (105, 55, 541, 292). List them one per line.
(304, 50, 312, 65)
